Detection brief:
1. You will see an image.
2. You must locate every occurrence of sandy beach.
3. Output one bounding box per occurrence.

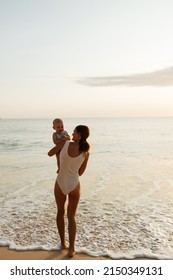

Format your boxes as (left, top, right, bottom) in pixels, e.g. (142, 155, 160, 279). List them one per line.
(0, 246, 111, 260)
(1, 118, 173, 260)
(0, 247, 154, 261)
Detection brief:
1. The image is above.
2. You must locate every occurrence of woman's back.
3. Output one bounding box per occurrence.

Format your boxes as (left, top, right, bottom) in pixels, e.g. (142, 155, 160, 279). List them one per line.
(57, 141, 85, 195)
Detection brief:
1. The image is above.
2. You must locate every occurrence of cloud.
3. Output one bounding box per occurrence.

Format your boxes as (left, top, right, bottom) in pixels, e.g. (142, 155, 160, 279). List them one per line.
(77, 66, 173, 87)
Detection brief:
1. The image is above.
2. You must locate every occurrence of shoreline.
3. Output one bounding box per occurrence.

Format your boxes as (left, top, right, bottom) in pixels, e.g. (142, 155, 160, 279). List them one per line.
(0, 246, 111, 260)
(0, 246, 156, 260)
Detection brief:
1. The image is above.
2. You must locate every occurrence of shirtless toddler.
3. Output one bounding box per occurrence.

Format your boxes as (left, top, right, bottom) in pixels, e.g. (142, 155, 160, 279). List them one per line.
(52, 118, 70, 172)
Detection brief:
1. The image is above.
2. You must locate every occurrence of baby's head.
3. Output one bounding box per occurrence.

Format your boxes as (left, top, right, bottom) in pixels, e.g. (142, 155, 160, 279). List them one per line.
(53, 118, 64, 134)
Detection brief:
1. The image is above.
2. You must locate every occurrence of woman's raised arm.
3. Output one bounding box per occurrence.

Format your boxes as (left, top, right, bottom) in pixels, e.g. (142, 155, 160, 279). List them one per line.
(48, 140, 65, 157)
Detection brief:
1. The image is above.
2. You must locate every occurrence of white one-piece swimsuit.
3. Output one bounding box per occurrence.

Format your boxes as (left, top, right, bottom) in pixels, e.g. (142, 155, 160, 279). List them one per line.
(57, 141, 85, 195)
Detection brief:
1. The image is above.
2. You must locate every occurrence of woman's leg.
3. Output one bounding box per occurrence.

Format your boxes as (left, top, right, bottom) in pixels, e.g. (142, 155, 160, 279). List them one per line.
(56, 153, 60, 173)
(54, 181, 67, 249)
(67, 183, 80, 257)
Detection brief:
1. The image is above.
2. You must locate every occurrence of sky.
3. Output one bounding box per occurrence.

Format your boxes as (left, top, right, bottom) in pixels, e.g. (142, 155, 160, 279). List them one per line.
(1, 0, 173, 118)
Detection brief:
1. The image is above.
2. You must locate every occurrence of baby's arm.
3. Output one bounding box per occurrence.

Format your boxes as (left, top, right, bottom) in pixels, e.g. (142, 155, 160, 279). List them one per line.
(62, 130, 70, 141)
(52, 133, 60, 145)
(63, 131, 70, 141)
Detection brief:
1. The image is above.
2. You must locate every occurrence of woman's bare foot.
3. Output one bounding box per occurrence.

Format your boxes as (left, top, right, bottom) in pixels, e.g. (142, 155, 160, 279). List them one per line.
(60, 241, 68, 250)
(68, 248, 75, 258)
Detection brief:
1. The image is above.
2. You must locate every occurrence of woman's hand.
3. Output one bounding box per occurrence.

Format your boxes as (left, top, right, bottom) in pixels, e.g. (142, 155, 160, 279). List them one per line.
(48, 141, 66, 156)
(48, 146, 57, 156)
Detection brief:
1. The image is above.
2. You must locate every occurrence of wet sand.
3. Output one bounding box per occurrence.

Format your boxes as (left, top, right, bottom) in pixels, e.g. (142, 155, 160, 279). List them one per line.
(0, 246, 111, 260)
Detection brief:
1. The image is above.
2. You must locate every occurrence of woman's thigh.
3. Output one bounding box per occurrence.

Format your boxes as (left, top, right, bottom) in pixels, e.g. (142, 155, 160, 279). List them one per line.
(54, 181, 66, 211)
(67, 183, 80, 217)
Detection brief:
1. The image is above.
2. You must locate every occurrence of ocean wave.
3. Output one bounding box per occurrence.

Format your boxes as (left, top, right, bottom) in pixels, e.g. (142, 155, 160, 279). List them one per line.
(1, 194, 173, 260)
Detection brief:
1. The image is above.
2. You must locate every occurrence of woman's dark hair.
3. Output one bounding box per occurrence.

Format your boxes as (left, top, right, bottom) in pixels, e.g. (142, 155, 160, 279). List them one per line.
(76, 125, 90, 152)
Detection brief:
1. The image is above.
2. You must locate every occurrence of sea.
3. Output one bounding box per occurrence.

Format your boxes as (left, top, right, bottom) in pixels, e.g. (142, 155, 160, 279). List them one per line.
(0, 117, 173, 259)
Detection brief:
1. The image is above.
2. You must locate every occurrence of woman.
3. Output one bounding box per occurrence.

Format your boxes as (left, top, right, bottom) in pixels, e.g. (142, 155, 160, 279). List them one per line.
(48, 125, 90, 257)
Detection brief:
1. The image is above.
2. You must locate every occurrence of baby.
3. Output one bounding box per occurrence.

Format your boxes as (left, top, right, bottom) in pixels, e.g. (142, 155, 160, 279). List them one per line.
(52, 118, 70, 172)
